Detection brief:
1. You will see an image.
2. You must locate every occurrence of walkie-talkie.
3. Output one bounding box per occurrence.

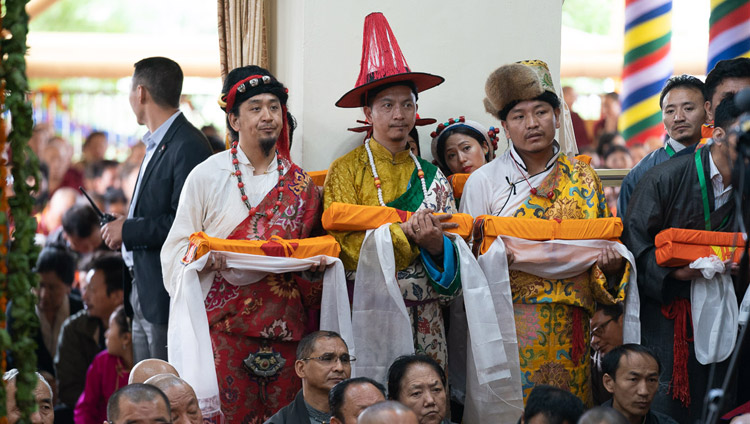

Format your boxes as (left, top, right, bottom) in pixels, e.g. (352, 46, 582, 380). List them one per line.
(78, 186, 116, 226)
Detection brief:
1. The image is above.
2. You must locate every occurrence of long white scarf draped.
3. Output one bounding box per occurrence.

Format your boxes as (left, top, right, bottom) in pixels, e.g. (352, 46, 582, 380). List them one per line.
(689, 256, 738, 364)
(464, 235, 641, 423)
(167, 251, 351, 418)
(352, 226, 414, 383)
(351, 225, 510, 397)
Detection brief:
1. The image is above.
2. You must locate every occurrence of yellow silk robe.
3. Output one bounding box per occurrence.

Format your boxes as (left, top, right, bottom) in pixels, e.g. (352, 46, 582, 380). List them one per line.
(323, 140, 458, 367)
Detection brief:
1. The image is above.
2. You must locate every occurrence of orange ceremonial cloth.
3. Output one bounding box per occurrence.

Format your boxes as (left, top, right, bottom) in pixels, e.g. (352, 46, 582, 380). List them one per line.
(182, 232, 341, 263)
(574, 154, 592, 165)
(655, 228, 745, 267)
(475, 216, 623, 255)
(309, 170, 328, 187)
(449, 173, 470, 199)
(322, 202, 473, 239)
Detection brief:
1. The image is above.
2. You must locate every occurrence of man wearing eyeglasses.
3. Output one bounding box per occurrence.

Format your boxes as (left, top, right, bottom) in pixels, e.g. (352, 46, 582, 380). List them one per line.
(266, 331, 353, 424)
(590, 304, 625, 405)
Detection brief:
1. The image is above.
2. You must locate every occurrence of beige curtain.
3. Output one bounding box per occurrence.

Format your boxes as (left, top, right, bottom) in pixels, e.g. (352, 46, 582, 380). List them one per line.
(217, 0, 268, 81)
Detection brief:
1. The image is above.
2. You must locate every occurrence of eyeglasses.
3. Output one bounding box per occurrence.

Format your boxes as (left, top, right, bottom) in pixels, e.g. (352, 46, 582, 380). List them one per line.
(591, 318, 615, 338)
(300, 353, 356, 365)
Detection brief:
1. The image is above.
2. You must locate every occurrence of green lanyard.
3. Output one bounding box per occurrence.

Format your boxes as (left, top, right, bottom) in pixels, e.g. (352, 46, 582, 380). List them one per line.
(694, 149, 712, 230)
(665, 143, 676, 157)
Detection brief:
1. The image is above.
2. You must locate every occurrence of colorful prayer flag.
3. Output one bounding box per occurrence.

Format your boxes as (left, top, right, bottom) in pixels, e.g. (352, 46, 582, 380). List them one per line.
(621, 0, 673, 145)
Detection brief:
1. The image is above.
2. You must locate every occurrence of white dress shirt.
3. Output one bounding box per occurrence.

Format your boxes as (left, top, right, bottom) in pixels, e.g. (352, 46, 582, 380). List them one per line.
(708, 151, 733, 209)
(122, 111, 182, 267)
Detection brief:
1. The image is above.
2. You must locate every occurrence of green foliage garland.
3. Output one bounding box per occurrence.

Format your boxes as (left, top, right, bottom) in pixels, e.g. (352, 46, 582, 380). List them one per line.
(0, 0, 41, 421)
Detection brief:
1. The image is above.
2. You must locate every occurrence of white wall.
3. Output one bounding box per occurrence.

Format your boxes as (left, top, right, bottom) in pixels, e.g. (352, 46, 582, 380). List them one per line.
(271, 0, 563, 171)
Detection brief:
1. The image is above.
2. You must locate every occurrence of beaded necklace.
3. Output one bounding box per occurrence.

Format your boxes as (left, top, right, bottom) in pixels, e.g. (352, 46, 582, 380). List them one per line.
(509, 147, 556, 200)
(364, 138, 428, 207)
(230, 141, 285, 220)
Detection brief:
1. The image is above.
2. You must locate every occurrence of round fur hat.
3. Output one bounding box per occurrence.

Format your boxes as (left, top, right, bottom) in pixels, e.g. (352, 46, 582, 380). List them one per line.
(484, 60, 556, 119)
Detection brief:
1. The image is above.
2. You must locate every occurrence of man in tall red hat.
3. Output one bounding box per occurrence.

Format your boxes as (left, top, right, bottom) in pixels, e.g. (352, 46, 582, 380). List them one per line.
(323, 12, 460, 378)
(161, 65, 322, 422)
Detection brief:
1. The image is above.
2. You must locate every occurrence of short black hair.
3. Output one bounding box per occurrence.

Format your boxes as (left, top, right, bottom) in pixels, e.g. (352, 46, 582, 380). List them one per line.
(107, 383, 171, 423)
(62, 204, 99, 239)
(133, 57, 183, 109)
(329, 377, 386, 421)
(364, 81, 418, 109)
(601, 344, 661, 381)
(523, 385, 585, 424)
(86, 160, 120, 180)
(596, 132, 623, 158)
(83, 131, 107, 150)
(705, 58, 750, 105)
(387, 354, 446, 400)
(296, 330, 346, 360)
(603, 145, 631, 162)
(596, 303, 624, 321)
(499, 90, 561, 121)
(659, 74, 706, 109)
(604, 92, 620, 103)
(435, 126, 490, 176)
(714, 92, 743, 132)
(407, 127, 421, 156)
(35, 246, 76, 286)
(221, 65, 288, 141)
(111, 305, 130, 335)
(103, 188, 128, 208)
(288, 111, 298, 150)
(90, 254, 125, 296)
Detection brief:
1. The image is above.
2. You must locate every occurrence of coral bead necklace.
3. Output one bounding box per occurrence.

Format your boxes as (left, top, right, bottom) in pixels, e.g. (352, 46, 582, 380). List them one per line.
(230, 141, 285, 218)
(364, 138, 428, 207)
(509, 148, 556, 200)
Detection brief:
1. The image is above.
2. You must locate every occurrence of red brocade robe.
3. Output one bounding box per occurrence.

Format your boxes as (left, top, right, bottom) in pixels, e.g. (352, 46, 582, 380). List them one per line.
(162, 151, 322, 423)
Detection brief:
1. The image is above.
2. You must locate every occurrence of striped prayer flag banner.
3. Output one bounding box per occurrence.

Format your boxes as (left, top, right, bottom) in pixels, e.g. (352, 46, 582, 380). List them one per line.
(707, 0, 750, 73)
(620, 0, 673, 145)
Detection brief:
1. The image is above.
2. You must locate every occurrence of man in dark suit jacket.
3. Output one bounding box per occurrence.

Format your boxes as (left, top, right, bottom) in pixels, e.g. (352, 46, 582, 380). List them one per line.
(102, 57, 212, 362)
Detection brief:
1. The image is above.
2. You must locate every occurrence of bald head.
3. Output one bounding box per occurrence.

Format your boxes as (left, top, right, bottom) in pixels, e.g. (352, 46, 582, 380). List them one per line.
(129, 358, 179, 384)
(145, 374, 202, 424)
(108, 384, 171, 424)
(358, 401, 418, 424)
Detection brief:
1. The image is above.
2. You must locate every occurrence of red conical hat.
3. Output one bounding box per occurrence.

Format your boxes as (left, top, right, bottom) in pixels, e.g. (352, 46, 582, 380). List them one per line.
(336, 12, 444, 108)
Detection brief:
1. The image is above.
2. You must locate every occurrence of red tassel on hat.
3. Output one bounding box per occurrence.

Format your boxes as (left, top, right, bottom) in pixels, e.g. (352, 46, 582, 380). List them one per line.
(571, 307, 585, 364)
(357, 13, 410, 85)
(277, 105, 290, 160)
(662, 298, 693, 408)
(336, 12, 443, 108)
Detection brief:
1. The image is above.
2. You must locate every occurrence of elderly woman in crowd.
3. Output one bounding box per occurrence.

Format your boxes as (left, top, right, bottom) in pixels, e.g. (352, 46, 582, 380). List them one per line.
(387, 355, 450, 424)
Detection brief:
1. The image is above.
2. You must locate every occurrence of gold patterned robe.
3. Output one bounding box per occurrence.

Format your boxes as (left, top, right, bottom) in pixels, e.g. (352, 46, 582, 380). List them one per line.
(462, 149, 629, 405)
(323, 140, 459, 367)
